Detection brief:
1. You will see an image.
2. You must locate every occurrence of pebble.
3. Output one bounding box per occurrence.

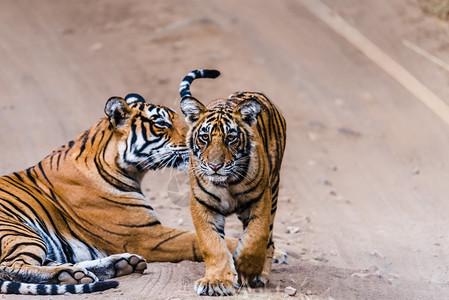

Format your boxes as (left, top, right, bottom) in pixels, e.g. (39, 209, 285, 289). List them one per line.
(370, 250, 384, 259)
(367, 265, 379, 272)
(157, 77, 169, 85)
(314, 253, 328, 262)
(317, 178, 332, 186)
(284, 286, 297, 296)
(307, 132, 319, 141)
(338, 127, 361, 137)
(89, 42, 103, 51)
(287, 226, 300, 234)
(307, 120, 326, 130)
(328, 165, 338, 171)
(351, 272, 376, 279)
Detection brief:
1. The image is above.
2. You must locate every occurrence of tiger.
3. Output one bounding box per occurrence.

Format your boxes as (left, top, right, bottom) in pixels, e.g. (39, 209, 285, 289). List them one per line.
(179, 70, 287, 296)
(0, 93, 243, 295)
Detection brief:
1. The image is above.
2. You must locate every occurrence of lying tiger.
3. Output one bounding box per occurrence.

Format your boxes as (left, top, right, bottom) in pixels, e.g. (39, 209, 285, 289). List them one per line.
(180, 70, 287, 296)
(0, 93, 243, 295)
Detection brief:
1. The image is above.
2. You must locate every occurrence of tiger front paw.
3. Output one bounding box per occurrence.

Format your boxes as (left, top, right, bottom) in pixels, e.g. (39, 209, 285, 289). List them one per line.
(235, 255, 265, 284)
(113, 253, 147, 277)
(194, 276, 239, 296)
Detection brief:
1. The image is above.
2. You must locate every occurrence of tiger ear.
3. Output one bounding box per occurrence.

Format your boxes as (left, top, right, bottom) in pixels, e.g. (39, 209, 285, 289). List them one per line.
(180, 96, 207, 126)
(125, 93, 146, 104)
(105, 97, 131, 128)
(234, 99, 261, 126)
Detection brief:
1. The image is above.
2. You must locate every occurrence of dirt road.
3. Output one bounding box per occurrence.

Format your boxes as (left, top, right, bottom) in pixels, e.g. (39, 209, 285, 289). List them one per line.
(1, 0, 448, 299)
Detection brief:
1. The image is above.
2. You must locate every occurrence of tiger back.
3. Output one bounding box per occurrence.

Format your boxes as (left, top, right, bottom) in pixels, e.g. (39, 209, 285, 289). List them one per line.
(180, 70, 286, 296)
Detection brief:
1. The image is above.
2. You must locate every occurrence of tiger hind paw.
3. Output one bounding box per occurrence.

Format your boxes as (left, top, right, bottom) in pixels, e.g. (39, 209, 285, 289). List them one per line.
(273, 248, 288, 264)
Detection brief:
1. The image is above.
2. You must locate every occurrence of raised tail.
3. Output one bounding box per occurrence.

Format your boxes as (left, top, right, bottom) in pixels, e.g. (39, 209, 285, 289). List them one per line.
(179, 69, 220, 98)
(0, 280, 118, 295)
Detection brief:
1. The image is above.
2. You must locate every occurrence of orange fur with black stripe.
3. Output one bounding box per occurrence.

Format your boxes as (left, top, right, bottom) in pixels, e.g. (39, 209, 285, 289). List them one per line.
(0, 94, 240, 295)
(181, 89, 286, 296)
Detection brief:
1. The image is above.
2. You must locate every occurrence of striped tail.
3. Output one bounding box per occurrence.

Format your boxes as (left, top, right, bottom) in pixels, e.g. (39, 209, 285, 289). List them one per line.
(0, 280, 118, 295)
(179, 69, 220, 98)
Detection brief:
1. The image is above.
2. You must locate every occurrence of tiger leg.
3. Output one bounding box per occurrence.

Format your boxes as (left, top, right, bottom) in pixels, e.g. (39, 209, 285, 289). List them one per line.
(74, 253, 146, 281)
(234, 191, 271, 285)
(125, 224, 238, 263)
(252, 179, 288, 287)
(190, 197, 238, 296)
(0, 218, 97, 284)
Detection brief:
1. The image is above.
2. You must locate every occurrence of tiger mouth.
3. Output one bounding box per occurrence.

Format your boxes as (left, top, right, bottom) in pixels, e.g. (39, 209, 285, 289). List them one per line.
(207, 174, 228, 182)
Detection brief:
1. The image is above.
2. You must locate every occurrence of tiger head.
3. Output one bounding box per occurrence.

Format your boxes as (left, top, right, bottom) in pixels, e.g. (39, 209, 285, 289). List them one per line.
(104, 94, 189, 173)
(180, 96, 261, 184)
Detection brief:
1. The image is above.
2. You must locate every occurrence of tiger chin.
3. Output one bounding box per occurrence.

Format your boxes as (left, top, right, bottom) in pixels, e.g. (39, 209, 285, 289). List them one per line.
(179, 70, 287, 296)
(0, 93, 216, 295)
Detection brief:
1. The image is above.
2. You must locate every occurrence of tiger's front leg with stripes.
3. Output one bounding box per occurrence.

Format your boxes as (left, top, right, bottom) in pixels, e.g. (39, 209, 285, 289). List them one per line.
(190, 196, 239, 296)
(234, 189, 271, 285)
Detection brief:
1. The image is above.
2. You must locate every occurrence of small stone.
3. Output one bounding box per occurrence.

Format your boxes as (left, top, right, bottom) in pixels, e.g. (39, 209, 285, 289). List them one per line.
(370, 250, 384, 259)
(367, 265, 379, 272)
(307, 132, 319, 141)
(157, 77, 169, 85)
(287, 226, 300, 234)
(317, 178, 332, 186)
(308, 160, 317, 166)
(412, 168, 420, 175)
(328, 165, 338, 171)
(338, 128, 361, 137)
(351, 272, 375, 279)
(284, 286, 297, 296)
(89, 42, 103, 51)
(177, 218, 184, 225)
(314, 253, 328, 262)
(307, 120, 326, 130)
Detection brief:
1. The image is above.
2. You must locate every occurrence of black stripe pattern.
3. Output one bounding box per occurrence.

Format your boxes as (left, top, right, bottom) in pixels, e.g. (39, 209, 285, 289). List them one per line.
(0, 93, 192, 294)
(179, 69, 220, 98)
(180, 69, 286, 285)
(0, 280, 118, 295)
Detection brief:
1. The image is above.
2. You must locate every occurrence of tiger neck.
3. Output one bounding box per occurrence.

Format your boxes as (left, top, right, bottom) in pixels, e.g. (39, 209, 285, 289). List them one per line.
(42, 118, 143, 194)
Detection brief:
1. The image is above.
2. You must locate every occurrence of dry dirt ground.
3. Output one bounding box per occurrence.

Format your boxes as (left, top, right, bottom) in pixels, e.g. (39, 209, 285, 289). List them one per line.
(1, 0, 449, 299)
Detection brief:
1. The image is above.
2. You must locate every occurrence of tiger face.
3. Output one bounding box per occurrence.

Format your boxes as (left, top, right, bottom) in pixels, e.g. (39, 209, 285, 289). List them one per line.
(105, 95, 189, 172)
(180, 96, 261, 184)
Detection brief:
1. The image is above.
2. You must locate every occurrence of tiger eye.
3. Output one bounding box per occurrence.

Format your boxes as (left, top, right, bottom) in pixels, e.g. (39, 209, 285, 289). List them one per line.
(227, 135, 236, 143)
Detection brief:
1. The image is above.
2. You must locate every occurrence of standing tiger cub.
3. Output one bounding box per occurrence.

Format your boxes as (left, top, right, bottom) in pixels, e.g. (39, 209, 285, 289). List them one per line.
(180, 70, 287, 296)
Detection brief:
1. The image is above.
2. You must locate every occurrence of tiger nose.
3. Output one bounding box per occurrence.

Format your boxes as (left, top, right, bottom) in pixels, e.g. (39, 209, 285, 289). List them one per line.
(209, 163, 223, 171)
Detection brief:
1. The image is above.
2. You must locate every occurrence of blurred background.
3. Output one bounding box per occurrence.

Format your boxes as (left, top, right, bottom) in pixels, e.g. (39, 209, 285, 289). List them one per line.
(1, 0, 449, 299)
